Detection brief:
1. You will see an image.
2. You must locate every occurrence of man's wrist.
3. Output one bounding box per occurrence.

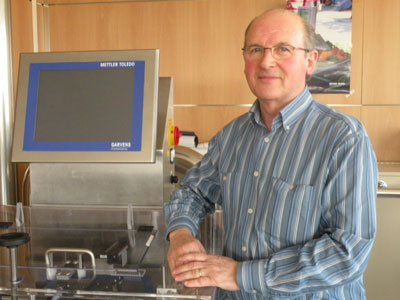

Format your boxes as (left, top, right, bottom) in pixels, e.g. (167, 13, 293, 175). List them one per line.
(169, 227, 193, 240)
(165, 216, 199, 241)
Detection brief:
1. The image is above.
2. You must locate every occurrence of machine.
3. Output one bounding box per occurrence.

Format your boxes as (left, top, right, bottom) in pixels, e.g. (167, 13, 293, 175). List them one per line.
(0, 49, 222, 299)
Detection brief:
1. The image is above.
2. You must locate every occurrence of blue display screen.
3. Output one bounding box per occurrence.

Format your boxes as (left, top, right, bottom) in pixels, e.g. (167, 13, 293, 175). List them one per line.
(23, 61, 145, 152)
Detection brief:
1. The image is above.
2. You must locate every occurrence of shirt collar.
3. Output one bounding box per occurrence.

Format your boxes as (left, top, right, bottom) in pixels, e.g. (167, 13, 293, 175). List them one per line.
(249, 86, 313, 132)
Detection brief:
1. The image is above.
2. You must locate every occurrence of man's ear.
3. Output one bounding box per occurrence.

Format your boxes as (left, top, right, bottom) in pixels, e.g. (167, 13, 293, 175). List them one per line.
(306, 50, 319, 76)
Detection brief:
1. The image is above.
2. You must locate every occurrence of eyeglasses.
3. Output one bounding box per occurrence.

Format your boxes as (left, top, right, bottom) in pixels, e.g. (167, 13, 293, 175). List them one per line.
(242, 44, 310, 61)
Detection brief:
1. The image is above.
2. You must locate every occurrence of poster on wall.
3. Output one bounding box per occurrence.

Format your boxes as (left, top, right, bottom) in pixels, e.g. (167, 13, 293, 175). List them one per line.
(287, 0, 352, 93)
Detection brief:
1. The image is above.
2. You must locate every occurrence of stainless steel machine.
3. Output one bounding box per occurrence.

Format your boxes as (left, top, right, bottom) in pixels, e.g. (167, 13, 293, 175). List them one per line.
(0, 50, 222, 299)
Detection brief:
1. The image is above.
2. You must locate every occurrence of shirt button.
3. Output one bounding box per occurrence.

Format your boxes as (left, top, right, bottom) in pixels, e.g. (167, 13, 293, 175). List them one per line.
(286, 125, 290, 130)
(264, 137, 270, 143)
(252, 290, 257, 294)
(253, 171, 259, 177)
(223, 176, 227, 181)
(242, 246, 247, 252)
(288, 184, 294, 190)
(248, 208, 254, 214)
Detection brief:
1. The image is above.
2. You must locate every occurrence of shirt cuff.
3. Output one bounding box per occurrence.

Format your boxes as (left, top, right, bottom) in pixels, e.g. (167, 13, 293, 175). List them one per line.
(165, 215, 199, 240)
(236, 260, 267, 296)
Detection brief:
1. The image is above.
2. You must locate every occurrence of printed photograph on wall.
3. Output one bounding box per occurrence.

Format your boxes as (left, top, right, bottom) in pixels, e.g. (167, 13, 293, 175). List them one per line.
(287, 0, 352, 93)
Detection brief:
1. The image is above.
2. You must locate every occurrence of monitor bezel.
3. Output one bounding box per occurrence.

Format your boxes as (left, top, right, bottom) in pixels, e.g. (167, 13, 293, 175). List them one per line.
(12, 49, 159, 163)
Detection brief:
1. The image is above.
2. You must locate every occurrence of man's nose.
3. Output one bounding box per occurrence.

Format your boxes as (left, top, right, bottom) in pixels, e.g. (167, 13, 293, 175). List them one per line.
(260, 48, 277, 67)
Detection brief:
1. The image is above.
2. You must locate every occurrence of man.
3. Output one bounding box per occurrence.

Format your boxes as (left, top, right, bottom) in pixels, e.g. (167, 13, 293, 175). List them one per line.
(164, 8, 377, 299)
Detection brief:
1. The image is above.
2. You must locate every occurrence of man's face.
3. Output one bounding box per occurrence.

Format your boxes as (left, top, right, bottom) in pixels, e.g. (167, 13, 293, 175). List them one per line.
(243, 11, 317, 105)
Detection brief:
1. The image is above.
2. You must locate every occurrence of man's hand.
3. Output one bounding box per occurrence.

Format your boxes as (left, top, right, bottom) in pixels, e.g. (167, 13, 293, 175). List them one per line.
(172, 252, 240, 291)
(167, 228, 206, 272)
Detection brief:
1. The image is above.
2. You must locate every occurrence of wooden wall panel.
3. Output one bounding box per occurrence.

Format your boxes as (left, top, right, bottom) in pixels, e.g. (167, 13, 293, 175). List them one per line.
(332, 105, 361, 121)
(175, 106, 250, 143)
(48, 0, 285, 107)
(11, 0, 46, 87)
(10, 0, 34, 97)
(363, 0, 400, 104)
(362, 107, 400, 162)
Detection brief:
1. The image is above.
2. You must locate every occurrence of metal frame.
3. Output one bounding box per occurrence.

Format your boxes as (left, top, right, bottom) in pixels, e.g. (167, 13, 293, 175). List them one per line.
(0, 0, 15, 205)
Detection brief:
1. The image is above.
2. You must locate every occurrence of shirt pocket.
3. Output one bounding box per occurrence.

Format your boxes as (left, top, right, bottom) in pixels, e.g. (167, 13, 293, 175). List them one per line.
(261, 177, 316, 250)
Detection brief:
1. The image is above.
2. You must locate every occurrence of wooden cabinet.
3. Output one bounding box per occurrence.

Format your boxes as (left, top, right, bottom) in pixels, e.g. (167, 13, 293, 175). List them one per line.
(362, 0, 400, 105)
(360, 0, 400, 161)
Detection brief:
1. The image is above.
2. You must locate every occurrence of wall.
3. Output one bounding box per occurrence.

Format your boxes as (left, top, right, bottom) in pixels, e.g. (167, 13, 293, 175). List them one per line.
(9, 0, 400, 189)
(361, 0, 400, 162)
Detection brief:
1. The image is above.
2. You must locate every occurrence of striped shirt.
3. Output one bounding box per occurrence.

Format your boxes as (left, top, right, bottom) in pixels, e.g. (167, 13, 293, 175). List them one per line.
(164, 87, 377, 299)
